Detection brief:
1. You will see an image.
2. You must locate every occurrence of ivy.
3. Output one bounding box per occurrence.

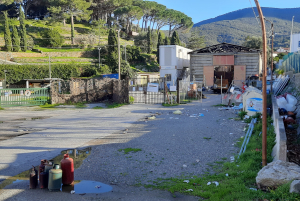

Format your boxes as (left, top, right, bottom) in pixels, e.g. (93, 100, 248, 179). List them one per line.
(0, 64, 93, 84)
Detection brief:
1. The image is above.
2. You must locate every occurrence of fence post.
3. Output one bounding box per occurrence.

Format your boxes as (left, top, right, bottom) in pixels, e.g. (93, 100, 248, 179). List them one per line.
(177, 78, 180, 104)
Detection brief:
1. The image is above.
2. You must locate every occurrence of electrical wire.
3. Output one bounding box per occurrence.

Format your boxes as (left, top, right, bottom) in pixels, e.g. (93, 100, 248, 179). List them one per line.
(248, 0, 260, 25)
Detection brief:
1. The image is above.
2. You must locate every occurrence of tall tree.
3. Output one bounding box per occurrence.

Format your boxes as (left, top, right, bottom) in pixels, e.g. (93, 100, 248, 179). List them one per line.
(19, 6, 27, 52)
(11, 25, 20, 52)
(146, 26, 151, 53)
(187, 28, 206, 50)
(49, 0, 92, 45)
(171, 31, 180, 45)
(114, 5, 143, 33)
(3, 11, 12, 51)
(242, 36, 262, 49)
(164, 36, 170, 45)
(107, 29, 119, 72)
(157, 32, 163, 63)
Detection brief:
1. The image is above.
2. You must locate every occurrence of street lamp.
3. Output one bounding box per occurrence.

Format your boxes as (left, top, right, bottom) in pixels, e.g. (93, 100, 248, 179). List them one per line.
(4, 70, 8, 88)
(98, 47, 101, 68)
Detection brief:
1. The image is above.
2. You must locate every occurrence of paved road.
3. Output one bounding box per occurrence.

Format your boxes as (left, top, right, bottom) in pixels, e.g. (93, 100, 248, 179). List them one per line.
(0, 94, 246, 200)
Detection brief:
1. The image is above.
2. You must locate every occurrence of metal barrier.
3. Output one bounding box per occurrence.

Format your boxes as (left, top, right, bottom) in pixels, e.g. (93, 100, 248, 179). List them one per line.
(0, 88, 50, 107)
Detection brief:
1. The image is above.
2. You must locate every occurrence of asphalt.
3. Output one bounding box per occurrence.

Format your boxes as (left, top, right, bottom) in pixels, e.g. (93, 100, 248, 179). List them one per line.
(0, 94, 247, 201)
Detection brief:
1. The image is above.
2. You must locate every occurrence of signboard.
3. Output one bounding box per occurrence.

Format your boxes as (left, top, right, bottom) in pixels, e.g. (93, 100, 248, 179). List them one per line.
(246, 98, 263, 113)
(170, 86, 176, 91)
(147, 83, 159, 93)
(25, 90, 31, 97)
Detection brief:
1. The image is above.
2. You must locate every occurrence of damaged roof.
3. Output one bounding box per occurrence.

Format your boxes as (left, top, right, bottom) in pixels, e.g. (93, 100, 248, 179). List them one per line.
(188, 42, 261, 54)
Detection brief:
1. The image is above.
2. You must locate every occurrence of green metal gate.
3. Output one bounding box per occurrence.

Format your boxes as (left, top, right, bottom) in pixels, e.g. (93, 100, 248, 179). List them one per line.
(0, 88, 50, 107)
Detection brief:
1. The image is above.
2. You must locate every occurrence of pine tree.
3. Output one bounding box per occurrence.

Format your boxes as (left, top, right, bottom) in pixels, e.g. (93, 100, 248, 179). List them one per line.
(171, 31, 180, 45)
(11, 25, 20, 52)
(164, 36, 170, 45)
(147, 26, 152, 54)
(4, 11, 12, 52)
(187, 28, 206, 50)
(157, 32, 164, 63)
(19, 6, 27, 52)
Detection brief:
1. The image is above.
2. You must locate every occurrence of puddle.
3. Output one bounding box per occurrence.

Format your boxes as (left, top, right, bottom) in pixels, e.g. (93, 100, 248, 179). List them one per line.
(62, 180, 112, 194)
(0, 147, 92, 190)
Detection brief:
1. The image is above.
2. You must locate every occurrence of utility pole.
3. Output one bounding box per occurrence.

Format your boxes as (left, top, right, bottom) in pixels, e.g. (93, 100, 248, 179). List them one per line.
(98, 47, 101, 68)
(117, 29, 121, 80)
(265, 18, 274, 93)
(124, 42, 127, 62)
(290, 16, 295, 53)
(254, 0, 268, 167)
(49, 55, 51, 79)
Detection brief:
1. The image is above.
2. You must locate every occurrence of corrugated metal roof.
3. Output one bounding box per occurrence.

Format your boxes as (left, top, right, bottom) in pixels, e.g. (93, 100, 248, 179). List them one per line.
(188, 43, 261, 54)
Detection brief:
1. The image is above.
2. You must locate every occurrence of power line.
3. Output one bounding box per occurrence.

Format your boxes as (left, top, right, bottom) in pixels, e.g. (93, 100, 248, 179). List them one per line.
(248, 0, 260, 25)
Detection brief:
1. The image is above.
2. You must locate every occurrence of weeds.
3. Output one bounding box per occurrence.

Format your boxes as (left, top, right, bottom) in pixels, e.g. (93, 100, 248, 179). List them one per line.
(93, 106, 103, 109)
(0, 107, 4, 110)
(212, 104, 227, 107)
(203, 137, 211, 140)
(118, 148, 142, 154)
(162, 103, 179, 107)
(107, 103, 128, 108)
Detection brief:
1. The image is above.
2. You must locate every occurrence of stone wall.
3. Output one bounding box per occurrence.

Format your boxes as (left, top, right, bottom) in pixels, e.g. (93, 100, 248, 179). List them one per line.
(51, 78, 114, 104)
(113, 79, 129, 104)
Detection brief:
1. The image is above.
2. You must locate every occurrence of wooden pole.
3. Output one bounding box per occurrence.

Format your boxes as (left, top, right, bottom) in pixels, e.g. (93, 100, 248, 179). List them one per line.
(254, 0, 268, 166)
(118, 30, 121, 80)
(271, 23, 274, 93)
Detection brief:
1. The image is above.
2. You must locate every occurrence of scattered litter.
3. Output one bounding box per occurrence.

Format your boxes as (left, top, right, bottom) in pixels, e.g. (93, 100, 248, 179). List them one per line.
(71, 190, 75, 194)
(192, 114, 198, 116)
(183, 164, 187, 168)
(199, 114, 204, 117)
(196, 159, 200, 163)
(95, 185, 101, 189)
(189, 116, 197, 118)
(183, 180, 190, 183)
(249, 188, 257, 191)
(244, 115, 250, 119)
(148, 116, 156, 120)
(173, 110, 182, 115)
(230, 133, 233, 135)
(207, 181, 219, 186)
(225, 174, 229, 177)
(186, 189, 193, 192)
(243, 127, 246, 131)
(230, 156, 235, 163)
(207, 182, 211, 185)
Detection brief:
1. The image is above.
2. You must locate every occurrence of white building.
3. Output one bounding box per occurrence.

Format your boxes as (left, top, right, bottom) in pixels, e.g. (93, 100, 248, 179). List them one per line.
(290, 33, 300, 53)
(159, 45, 192, 86)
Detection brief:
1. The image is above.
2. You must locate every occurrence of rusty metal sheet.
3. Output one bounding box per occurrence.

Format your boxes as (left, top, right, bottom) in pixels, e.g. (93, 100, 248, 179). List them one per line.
(213, 55, 234, 65)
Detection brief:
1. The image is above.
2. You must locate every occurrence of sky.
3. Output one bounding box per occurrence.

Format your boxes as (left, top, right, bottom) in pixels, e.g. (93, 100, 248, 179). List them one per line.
(149, 0, 299, 24)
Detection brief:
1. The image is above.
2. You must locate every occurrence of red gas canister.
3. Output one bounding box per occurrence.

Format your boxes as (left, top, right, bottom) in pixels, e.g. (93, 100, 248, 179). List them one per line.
(60, 154, 74, 185)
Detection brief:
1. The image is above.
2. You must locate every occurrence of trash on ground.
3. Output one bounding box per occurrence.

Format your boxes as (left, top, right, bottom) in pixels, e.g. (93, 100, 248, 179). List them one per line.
(71, 190, 75, 194)
(244, 115, 250, 119)
(249, 188, 257, 191)
(186, 189, 193, 192)
(183, 164, 187, 168)
(225, 174, 229, 177)
(207, 181, 219, 186)
(148, 116, 156, 120)
(190, 116, 197, 118)
(95, 185, 101, 189)
(230, 133, 233, 135)
(199, 114, 204, 117)
(207, 182, 211, 185)
(173, 110, 182, 115)
(196, 159, 200, 163)
(230, 156, 235, 163)
(183, 180, 190, 183)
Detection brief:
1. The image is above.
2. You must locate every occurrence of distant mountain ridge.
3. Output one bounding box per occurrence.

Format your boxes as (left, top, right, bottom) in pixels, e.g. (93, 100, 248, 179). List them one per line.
(194, 7, 300, 27)
(191, 7, 300, 48)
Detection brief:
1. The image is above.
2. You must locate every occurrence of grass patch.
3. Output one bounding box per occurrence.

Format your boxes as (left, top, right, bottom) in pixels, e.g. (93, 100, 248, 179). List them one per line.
(118, 148, 142, 154)
(75, 102, 87, 108)
(0, 107, 4, 110)
(38, 47, 85, 52)
(143, 116, 300, 200)
(93, 106, 103, 109)
(180, 100, 191, 104)
(162, 103, 179, 107)
(106, 103, 128, 108)
(203, 137, 211, 140)
(39, 103, 60, 108)
(212, 104, 227, 107)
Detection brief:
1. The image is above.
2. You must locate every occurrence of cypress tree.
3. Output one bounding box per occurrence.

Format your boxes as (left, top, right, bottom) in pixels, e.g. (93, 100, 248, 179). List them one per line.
(157, 32, 163, 63)
(19, 6, 27, 52)
(107, 29, 118, 72)
(164, 36, 170, 45)
(147, 26, 152, 54)
(3, 11, 12, 52)
(171, 31, 180, 45)
(11, 25, 20, 52)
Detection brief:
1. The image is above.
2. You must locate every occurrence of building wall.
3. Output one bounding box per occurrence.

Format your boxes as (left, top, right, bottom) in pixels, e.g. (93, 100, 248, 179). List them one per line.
(290, 34, 300, 53)
(190, 53, 261, 82)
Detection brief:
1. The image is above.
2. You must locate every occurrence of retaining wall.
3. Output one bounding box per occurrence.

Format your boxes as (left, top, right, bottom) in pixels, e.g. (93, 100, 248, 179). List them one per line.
(271, 96, 287, 161)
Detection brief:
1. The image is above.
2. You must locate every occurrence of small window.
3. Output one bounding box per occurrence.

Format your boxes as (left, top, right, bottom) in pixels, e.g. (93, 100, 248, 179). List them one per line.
(298, 41, 300, 47)
(165, 74, 171, 81)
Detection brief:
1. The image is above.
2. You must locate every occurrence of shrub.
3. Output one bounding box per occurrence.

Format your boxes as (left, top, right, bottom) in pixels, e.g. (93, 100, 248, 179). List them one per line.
(129, 96, 134, 104)
(41, 28, 64, 47)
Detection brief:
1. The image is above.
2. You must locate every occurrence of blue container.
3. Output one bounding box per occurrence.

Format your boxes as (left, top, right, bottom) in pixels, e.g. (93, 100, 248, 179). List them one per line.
(167, 83, 170, 89)
(102, 74, 119, 79)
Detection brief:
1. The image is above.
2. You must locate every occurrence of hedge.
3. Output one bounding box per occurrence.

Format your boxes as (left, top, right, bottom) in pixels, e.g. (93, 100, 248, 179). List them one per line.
(0, 64, 96, 84)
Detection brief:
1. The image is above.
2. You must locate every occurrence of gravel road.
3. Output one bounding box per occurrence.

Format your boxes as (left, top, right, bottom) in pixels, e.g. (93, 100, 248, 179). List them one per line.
(0, 93, 247, 201)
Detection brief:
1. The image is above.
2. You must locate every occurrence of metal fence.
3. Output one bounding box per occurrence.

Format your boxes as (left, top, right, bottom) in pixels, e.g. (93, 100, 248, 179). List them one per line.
(129, 78, 165, 104)
(179, 80, 203, 103)
(0, 88, 50, 107)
